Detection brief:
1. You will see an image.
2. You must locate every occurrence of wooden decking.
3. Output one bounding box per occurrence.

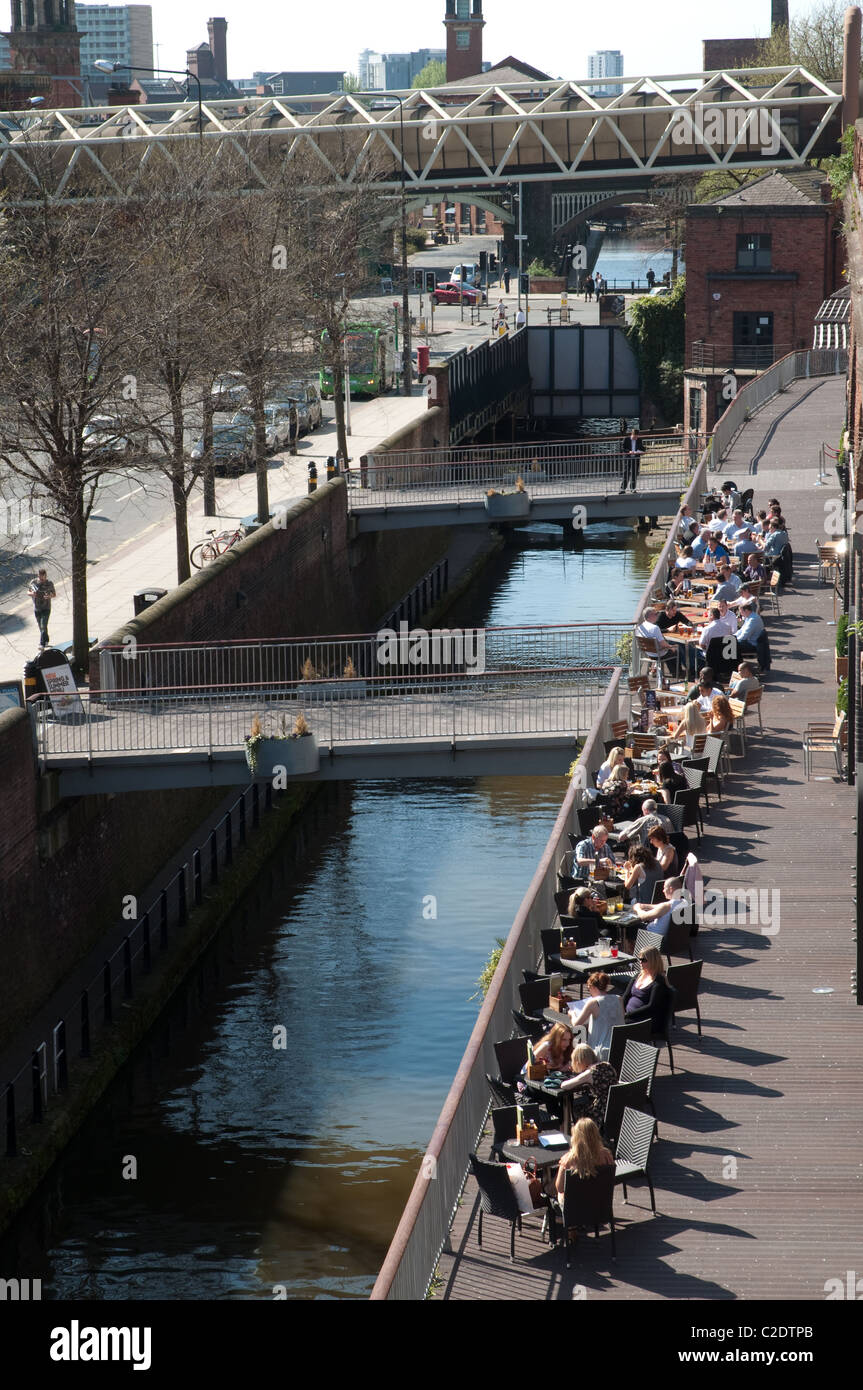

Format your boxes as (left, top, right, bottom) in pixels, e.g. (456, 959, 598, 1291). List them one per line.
(438, 376, 863, 1301)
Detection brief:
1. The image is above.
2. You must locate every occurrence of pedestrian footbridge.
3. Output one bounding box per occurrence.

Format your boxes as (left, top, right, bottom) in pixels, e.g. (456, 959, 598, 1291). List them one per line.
(34, 625, 632, 794)
(348, 435, 694, 531)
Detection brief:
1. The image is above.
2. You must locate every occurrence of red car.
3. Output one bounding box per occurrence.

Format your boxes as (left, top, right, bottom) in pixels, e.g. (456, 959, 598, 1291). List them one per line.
(433, 281, 486, 305)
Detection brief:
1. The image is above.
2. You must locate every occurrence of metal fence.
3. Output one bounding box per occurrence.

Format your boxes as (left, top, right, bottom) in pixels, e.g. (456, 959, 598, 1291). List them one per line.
(688, 341, 794, 371)
(369, 440, 711, 1300)
(447, 329, 529, 441)
(710, 348, 848, 471)
(95, 623, 634, 694)
(3, 778, 278, 1162)
(350, 432, 697, 508)
(32, 668, 618, 765)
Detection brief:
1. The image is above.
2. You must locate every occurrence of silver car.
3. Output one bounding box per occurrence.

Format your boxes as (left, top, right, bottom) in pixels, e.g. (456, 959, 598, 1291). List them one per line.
(232, 405, 298, 453)
(282, 381, 323, 434)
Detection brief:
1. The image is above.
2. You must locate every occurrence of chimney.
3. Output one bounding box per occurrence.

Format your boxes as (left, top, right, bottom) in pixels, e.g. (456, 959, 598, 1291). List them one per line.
(771, 0, 789, 31)
(207, 17, 228, 83)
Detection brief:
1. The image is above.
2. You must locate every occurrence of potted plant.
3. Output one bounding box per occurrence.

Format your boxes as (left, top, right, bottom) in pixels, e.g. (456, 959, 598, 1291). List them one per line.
(836, 614, 849, 681)
(303, 654, 368, 700)
(244, 712, 319, 778)
(484, 475, 530, 519)
(836, 676, 848, 717)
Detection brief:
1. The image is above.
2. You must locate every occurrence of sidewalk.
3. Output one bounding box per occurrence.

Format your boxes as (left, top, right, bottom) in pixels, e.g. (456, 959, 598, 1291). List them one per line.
(0, 392, 429, 682)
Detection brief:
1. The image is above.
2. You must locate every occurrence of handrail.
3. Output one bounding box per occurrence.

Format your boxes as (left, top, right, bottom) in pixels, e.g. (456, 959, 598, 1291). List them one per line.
(709, 348, 847, 470)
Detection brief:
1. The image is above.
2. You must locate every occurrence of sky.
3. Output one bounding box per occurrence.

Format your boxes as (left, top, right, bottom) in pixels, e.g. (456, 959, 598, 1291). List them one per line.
(71, 0, 815, 84)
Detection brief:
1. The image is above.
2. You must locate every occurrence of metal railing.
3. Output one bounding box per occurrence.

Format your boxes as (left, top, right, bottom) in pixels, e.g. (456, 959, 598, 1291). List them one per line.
(369, 440, 711, 1300)
(3, 777, 280, 1162)
(447, 329, 529, 441)
(689, 341, 793, 371)
(710, 348, 848, 471)
(95, 623, 634, 694)
(32, 667, 619, 765)
(350, 433, 697, 509)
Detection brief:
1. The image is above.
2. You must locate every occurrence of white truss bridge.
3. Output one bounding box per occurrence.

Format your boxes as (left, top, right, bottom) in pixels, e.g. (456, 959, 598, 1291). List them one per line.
(0, 66, 842, 205)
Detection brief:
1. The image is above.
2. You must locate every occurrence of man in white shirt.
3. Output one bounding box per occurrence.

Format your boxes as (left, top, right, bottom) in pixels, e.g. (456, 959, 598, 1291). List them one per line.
(715, 600, 738, 637)
(678, 504, 698, 544)
(728, 584, 760, 613)
(631, 876, 692, 939)
(636, 609, 675, 669)
(698, 606, 725, 654)
(695, 675, 723, 712)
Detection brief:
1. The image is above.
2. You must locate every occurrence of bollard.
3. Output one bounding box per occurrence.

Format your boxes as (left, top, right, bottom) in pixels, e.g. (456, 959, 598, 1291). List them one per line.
(326, 455, 336, 482)
(308, 460, 318, 494)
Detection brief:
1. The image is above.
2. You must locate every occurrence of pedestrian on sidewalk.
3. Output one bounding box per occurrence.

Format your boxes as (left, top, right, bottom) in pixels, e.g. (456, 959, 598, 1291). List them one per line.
(28, 568, 56, 647)
(503, 267, 511, 294)
(515, 306, 526, 330)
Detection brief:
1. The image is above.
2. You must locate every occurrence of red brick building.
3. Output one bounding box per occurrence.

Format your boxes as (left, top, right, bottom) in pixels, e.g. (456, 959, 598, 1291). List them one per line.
(683, 170, 842, 438)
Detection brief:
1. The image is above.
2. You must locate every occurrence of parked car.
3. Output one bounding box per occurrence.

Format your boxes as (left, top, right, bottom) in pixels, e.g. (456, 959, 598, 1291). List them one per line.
(190, 423, 255, 475)
(210, 372, 249, 409)
(450, 264, 478, 285)
(280, 381, 323, 434)
(649, 286, 671, 298)
(82, 415, 134, 460)
(433, 281, 486, 305)
(231, 404, 298, 453)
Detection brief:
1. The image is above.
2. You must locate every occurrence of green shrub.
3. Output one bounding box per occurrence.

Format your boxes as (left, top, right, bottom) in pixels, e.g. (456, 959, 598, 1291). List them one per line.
(836, 676, 848, 715)
(836, 613, 848, 659)
(471, 937, 506, 1002)
(527, 257, 557, 279)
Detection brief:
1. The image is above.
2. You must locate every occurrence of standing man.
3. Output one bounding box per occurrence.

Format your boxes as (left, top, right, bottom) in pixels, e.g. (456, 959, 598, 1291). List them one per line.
(621, 428, 644, 494)
(646, 268, 656, 289)
(503, 265, 511, 294)
(515, 305, 526, 330)
(28, 568, 56, 648)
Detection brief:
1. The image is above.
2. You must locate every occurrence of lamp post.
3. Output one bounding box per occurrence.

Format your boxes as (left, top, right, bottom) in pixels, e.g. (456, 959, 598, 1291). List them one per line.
(93, 60, 203, 147)
(394, 97, 412, 397)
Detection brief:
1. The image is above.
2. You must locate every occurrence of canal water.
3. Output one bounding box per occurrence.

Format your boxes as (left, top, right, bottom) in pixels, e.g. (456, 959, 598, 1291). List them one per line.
(0, 530, 656, 1300)
(593, 234, 682, 289)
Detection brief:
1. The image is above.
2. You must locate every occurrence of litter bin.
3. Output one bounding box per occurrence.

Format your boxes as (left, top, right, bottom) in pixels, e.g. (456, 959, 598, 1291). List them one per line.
(416, 344, 430, 376)
(133, 588, 167, 617)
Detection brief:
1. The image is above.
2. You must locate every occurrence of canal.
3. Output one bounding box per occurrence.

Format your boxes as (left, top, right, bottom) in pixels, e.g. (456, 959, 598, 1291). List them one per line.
(0, 526, 657, 1300)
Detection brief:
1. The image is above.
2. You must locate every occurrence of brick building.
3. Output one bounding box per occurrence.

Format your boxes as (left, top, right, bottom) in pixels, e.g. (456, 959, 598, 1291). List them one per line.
(683, 170, 842, 438)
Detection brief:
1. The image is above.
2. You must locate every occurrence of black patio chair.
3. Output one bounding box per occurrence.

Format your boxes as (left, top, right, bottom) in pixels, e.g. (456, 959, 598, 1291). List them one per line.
(487, 1073, 517, 1108)
(519, 977, 554, 1016)
(469, 1152, 535, 1261)
(669, 830, 691, 863)
(614, 1107, 657, 1214)
(680, 755, 711, 813)
(663, 802, 685, 834)
(512, 1008, 546, 1041)
(607, 1018, 653, 1076)
(672, 787, 703, 842)
(703, 635, 738, 682)
(522, 969, 546, 985)
(489, 1102, 547, 1161)
(551, 1165, 617, 1266)
(667, 959, 704, 1042)
(494, 1035, 529, 1084)
(662, 909, 695, 964)
(602, 1077, 651, 1149)
(618, 1039, 660, 1128)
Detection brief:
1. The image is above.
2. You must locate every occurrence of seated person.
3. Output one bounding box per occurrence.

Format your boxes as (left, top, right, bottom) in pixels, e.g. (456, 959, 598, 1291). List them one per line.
(531, 1023, 574, 1074)
(761, 518, 789, 559)
(691, 527, 711, 561)
(712, 566, 742, 602)
(656, 598, 691, 632)
(568, 973, 624, 1062)
(694, 675, 723, 713)
(573, 825, 617, 880)
(621, 843, 664, 904)
(675, 545, 698, 575)
(704, 534, 730, 566)
(671, 698, 706, 750)
(744, 554, 766, 585)
(728, 583, 761, 612)
(623, 797, 673, 847)
(722, 509, 747, 546)
(678, 505, 699, 544)
(558, 1044, 618, 1126)
(715, 599, 738, 637)
(629, 875, 691, 941)
(595, 744, 625, 788)
(636, 608, 676, 668)
(708, 693, 734, 733)
(567, 885, 610, 922)
(720, 481, 742, 511)
(750, 509, 769, 537)
(736, 601, 766, 655)
(733, 527, 760, 559)
(696, 606, 725, 665)
(553, 1117, 614, 1201)
(621, 947, 672, 1034)
(649, 824, 679, 876)
(728, 660, 761, 699)
(658, 765, 686, 804)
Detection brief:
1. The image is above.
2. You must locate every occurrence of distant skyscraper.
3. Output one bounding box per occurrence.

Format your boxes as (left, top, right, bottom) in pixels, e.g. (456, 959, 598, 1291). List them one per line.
(587, 49, 623, 96)
(76, 4, 153, 80)
(356, 46, 445, 90)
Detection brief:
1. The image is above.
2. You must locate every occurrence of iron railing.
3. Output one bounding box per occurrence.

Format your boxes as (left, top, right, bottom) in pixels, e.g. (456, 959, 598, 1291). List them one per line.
(32, 668, 618, 765)
(95, 623, 634, 694)
(447, 329, 529, 441)
(710, 348, 848, 471)
(3, 777, 280, 1162)
(689, 341, 794, 371)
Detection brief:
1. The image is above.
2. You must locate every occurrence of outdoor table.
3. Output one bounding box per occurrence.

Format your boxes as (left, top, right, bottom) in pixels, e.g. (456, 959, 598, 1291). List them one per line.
(501, 1133, 570, 1167)
(516, 1073, 589, 1138)
(557, 945, 637, 997)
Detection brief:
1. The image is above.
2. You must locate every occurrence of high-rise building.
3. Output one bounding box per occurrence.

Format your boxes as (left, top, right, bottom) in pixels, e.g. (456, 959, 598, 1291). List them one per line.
(76, 3, 153, 82)
(444, 0, 484, 82)
(356, 47, 446, 90)
(587, 50, 623, 96)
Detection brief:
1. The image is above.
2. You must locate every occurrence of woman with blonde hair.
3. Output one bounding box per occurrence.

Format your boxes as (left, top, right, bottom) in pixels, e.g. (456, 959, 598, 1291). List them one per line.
(709, 693, 734, 734)
(672, 698, 705, 750)
(555, 1117, 614, 1194)
(559, 1043, 617, 1125)
(595, 744, 625, 788)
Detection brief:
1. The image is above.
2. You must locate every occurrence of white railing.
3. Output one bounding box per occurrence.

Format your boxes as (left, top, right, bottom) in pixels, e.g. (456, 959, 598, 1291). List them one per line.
(710, 348, 847, 471)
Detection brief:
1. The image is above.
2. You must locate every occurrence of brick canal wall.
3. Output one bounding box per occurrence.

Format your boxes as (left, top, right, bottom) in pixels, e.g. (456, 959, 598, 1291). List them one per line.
(0, 478, 451, 1054)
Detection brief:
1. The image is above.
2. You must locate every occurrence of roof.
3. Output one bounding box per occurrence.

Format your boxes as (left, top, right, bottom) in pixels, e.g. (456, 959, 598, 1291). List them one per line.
(814, 284, 851, 323)
(707, 169, 831, 208)
(444, 55, 551, 86)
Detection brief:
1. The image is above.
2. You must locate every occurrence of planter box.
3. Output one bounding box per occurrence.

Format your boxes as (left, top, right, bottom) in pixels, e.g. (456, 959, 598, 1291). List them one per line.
(245, 733, 319, 778)
(836, 654, 849, 681)
(531, 277, 566, 293)
(485, 492, 530, 520)
(303, 680, 368, 700)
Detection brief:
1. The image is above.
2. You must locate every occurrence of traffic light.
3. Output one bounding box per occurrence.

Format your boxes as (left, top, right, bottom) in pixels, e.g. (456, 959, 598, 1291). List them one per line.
(479, 250, 488, 275)
(520, 272, 529, 295)
(424, 270, 436, 293)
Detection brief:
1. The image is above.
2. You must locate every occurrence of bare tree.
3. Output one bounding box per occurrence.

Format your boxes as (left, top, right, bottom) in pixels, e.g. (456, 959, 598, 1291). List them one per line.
(754, 1, 846, 81)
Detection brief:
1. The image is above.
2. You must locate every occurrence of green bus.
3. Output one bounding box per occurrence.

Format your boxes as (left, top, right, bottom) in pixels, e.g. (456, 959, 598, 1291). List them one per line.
(320, 323, 397, 399)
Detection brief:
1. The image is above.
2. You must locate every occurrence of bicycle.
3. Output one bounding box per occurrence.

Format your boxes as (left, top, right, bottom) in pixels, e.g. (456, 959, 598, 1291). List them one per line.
(190, 526, 246, 569)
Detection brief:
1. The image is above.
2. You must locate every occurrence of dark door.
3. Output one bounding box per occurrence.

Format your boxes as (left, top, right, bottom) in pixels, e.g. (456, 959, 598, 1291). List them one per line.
(733, 312, 774, 369)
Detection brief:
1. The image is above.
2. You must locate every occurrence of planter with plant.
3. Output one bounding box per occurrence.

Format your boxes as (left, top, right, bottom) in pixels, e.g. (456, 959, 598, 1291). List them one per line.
(836, 614, 849, 681)
(836, 676, 848, 717)
(469, 937, 507, 1002)
(244, 712, 319, 777)
(484, 475, 530, 518)
(303, 654, 368, 700)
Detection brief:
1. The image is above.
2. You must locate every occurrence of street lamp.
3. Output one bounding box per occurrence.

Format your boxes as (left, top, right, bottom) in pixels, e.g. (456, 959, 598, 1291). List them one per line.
(385, 95, 412, 397)
(93, 60, 203, 146)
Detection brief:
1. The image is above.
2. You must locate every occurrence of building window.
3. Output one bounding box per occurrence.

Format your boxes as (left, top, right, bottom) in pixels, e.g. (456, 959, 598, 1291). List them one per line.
(456, 0, 470, 15)
(689, 386, 702, 432)
(736, 233, 772, 271)
(455, 29, 471, 47)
